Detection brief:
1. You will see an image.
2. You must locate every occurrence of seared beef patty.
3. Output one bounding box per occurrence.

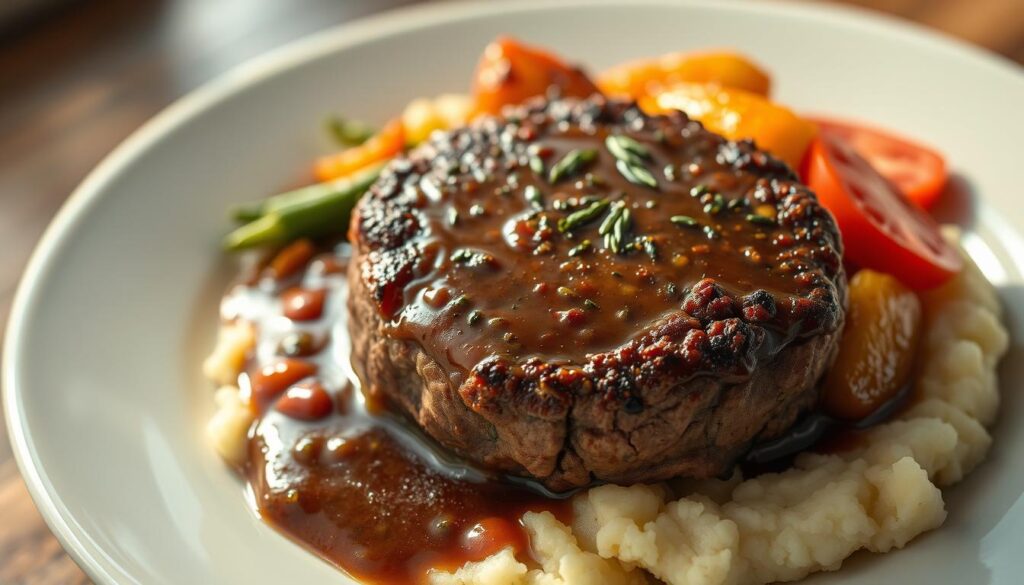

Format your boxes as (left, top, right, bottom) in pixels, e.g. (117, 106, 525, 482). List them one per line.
(348, 96, 846, 490)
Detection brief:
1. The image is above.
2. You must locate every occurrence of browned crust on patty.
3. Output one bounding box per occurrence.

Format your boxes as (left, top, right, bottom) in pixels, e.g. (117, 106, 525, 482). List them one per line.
(348, 96, 846, 490)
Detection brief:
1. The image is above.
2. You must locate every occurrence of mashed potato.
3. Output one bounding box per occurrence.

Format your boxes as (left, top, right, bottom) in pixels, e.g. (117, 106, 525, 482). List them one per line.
(431, 232, 1008, 584)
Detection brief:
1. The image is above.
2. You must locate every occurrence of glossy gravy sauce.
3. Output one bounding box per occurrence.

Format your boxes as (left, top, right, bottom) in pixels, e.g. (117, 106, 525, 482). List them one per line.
(386, 123, 828, 378)
(220, 242, 901, 583)
(223, 245, 569, 585)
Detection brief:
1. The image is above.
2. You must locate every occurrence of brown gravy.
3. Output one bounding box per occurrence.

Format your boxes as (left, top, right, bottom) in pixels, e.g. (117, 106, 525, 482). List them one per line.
(226, 246, 568, 585)
(221, 241, 891, 583)
(250, 413, 570, 584)
(381, 116, 837, 378)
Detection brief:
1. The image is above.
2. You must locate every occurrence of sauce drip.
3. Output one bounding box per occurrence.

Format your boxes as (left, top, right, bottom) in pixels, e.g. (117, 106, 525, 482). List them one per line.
(251, 415, 569, 584)
(224, 247, 568, 585)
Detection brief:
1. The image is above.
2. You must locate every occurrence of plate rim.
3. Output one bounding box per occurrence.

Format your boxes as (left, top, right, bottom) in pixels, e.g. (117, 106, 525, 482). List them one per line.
(3, 0, 1023, 582)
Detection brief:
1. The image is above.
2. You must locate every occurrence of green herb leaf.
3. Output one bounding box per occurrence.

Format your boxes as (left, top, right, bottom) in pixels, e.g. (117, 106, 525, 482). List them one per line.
(746, 213, 776, 226)
(703, 194, 725, 215)
(524, 185, 543, 208)
(558, 198, 609, 233)
(548, 148, 598, 183)
(529, 156, 545, 177)
(598, 201, 625, 236)
(670, 215, 700, 228)
(727, 198, 748, 211)
(605, 135, 651, 166)
(615, 159, 658, 189)
(568, 239, 592, 257)
(325, 116, 375, 147)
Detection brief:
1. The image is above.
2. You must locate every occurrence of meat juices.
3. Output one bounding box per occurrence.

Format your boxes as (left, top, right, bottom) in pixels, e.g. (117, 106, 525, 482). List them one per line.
(349, 96, 847, 490)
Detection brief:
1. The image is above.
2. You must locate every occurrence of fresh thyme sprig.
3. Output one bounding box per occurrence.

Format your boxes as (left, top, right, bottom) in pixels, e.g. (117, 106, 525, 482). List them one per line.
(606, 135, 658, 189)
(557, 198, 609, 233)
(548, 148, 598, 183)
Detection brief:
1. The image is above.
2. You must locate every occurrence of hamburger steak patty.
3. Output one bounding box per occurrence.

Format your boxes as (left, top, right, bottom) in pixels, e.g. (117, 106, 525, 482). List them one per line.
(348, 96, 847, 490)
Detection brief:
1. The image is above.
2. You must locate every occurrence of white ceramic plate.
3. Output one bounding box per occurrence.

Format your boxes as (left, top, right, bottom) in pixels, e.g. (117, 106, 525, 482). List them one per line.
(5, 1, 1024, 583)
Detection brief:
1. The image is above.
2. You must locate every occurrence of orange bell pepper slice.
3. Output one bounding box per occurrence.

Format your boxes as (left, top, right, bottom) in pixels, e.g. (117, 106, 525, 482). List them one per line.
(640, 82, 815, 169)
(598, 51, 771, 101)
(471, 36, 600, 117)
(313, 118, 405, 182)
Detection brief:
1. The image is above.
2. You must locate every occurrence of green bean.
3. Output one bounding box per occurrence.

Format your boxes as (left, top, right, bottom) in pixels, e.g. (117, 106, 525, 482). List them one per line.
(224, 163, 383, 250)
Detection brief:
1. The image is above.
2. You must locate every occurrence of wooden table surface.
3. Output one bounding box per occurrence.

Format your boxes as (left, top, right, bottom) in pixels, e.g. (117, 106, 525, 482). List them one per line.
(0, 0, 1021, 582)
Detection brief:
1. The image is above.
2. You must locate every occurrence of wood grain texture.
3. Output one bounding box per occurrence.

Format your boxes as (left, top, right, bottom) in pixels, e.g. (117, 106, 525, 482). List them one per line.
(0, 0, 1020, 582)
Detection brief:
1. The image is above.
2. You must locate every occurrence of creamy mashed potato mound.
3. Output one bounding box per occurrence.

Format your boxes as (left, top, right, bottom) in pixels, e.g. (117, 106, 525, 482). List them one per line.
(430, 232, 1008, 584)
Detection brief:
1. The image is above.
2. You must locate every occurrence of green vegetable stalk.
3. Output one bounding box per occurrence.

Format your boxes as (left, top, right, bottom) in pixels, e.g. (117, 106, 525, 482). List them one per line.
(224, 162, 384, 250)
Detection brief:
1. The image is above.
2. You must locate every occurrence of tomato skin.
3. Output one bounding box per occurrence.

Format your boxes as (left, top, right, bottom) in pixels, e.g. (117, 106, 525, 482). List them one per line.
(275, 381, 334, 421)
(471, 37, 600, 117)
(249, 358, 318, 412)
(803, 135, 961, 290)
(811, 118, 947, 210)
(281, 287, 326, 321)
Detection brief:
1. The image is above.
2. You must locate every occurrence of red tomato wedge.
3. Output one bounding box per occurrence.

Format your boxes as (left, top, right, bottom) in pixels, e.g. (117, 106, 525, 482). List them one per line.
(802, 134, 961, 289)
(811, 118, 947, 210)
(471, 37, 600, 117)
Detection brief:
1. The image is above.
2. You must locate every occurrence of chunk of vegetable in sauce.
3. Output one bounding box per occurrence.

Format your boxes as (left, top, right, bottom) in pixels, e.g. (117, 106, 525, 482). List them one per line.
(282, 287, 326, 321)
(275, 381, 334, 421)
(249, 358, 318, 412)
(821, 270, 922, 421)
(267, 238, 315, 280)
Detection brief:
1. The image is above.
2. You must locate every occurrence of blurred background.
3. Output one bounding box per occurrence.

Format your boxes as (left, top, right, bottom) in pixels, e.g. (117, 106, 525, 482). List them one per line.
(0, 0, 1021, 582)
